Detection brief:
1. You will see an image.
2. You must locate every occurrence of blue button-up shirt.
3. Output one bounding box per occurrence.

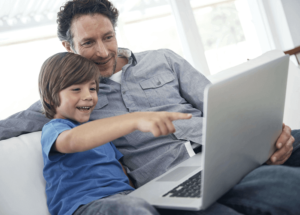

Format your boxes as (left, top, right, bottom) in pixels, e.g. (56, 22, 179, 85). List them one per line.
(0, 48, 210, 187)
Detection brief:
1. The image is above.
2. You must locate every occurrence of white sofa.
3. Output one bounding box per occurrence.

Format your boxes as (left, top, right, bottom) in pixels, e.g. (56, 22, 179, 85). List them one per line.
(1, 50, 299, 215)
(0, 131, 50, 215)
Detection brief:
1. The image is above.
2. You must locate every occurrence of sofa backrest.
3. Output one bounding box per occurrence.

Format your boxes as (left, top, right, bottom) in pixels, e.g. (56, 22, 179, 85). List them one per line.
(0, 131, 50, 215)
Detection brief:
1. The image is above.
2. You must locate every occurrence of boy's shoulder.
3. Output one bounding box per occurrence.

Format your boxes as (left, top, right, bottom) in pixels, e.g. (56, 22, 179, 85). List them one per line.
(43, 118, 80, 129)
(41, 119, 80, 142)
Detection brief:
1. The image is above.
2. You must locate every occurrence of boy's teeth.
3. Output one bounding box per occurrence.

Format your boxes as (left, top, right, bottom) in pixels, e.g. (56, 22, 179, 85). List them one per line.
(78, 106, 90, 110)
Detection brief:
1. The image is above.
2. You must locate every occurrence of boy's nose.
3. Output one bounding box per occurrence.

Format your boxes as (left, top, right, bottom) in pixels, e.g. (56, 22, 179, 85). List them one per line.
(82, 90, 92, 101)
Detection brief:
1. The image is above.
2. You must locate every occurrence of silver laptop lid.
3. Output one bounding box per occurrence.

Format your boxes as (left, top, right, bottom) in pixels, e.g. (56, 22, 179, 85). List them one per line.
(201, 55, 289, 209)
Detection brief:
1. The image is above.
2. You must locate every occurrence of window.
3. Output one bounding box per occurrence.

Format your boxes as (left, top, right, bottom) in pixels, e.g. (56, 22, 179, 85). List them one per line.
(191, 0, 262, 74)
(113, 0, 182, 55)
(0, 38, 65, 120)
(0, 0, 267, 119)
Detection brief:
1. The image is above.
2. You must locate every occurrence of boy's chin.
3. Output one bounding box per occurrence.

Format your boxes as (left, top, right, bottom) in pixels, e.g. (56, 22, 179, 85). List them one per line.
(73, 115, 90, 124)
(76, 118, 90, 124)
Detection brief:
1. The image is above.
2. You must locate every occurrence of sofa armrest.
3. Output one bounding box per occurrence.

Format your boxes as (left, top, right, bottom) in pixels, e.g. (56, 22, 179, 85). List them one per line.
(0, 131, 50, 215)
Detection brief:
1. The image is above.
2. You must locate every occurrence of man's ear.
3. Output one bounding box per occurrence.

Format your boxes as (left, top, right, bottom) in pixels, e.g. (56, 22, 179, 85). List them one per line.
(62, 41, 74, 53)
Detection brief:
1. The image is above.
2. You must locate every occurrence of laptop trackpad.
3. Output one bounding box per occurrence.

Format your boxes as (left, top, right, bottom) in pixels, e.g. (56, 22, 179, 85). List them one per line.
(157, 166, 199, 182)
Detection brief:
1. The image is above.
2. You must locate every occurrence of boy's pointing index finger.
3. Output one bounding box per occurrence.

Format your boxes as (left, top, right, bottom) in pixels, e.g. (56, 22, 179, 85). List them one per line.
(169, 113, 192, 120)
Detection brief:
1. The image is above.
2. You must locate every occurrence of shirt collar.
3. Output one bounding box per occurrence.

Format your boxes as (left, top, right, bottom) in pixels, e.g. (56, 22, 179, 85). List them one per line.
(118, 47, 137, 66)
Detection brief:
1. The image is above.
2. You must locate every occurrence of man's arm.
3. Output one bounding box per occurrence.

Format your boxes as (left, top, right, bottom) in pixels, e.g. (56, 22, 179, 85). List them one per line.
(160, 49, 210, 144)
(0, 101, 50, 140)
(164, 49, 210, 112)
(54, 112, 192, 153)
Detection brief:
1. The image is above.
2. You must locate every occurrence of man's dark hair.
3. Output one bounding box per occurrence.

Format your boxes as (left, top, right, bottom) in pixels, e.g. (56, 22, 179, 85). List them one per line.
(57, 0, 119, 50)
(38, 52, 100, 119)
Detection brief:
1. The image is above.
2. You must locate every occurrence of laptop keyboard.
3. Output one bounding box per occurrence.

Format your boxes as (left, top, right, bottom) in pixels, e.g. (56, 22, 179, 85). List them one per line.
(162, 171, 201, 198)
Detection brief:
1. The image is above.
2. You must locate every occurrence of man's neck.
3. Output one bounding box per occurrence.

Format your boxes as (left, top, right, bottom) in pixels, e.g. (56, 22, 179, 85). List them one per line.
(115, 56, 128, 73)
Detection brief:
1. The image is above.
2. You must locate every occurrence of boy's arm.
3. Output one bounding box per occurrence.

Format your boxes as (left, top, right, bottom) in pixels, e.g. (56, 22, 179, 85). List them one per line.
(54, 112, 192, 153)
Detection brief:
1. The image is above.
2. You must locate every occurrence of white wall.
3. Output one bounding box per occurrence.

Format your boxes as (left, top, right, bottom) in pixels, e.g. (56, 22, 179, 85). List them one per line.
(281, 0, 300, 48)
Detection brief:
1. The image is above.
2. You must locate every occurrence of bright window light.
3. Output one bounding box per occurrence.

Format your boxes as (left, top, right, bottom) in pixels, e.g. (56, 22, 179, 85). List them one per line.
(191, 0, 262, 74)
(0, 0, 264, 120)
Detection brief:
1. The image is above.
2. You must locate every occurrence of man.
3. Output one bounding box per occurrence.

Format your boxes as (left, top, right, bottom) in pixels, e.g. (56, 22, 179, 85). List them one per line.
(0, 0, 299, 214)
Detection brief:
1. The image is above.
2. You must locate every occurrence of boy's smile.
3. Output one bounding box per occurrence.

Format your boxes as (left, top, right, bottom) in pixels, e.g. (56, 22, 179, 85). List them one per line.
(54, 80, 98, 123)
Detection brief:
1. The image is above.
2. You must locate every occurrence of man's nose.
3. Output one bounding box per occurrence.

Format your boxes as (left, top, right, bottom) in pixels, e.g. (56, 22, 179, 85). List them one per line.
(95, 41, 109, 58)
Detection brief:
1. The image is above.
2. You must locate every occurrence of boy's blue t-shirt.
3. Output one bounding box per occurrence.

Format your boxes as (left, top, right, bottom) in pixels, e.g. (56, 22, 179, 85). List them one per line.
(41, 119, 134, 215)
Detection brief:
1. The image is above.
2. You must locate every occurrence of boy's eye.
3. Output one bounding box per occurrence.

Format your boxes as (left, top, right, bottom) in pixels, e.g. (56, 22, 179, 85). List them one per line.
(72, 88, 80, 91)
(90, 88, 96, 91)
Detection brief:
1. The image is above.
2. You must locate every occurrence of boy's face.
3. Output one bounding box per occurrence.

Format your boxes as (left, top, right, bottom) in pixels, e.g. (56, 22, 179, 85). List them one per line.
(54, 80, 98, 123)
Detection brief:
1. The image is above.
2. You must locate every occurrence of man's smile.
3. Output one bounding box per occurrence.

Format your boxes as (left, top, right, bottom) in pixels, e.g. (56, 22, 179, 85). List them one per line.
(94, 58, 110, 65)
(94, 55, 114, 66)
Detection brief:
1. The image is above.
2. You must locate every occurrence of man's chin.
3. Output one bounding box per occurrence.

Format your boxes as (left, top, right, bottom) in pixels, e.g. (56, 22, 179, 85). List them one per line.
(97, 61, 117, 78)
(99, 70, 114, 78)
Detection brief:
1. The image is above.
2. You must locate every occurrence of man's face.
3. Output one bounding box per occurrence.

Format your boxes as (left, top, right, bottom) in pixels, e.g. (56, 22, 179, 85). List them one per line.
(68, 14, 118, 78)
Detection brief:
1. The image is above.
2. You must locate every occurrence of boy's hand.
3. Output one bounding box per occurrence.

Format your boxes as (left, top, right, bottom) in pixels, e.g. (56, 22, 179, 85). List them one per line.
(135, 112, 192, 137)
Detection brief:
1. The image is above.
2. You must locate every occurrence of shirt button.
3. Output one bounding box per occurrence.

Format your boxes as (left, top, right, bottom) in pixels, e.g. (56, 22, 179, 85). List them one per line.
(157, 81, 161, 85)
(123, 91, 126, 94)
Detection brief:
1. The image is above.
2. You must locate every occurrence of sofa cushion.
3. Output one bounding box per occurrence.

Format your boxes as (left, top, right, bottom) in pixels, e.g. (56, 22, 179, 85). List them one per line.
(0, 131, 50, 215)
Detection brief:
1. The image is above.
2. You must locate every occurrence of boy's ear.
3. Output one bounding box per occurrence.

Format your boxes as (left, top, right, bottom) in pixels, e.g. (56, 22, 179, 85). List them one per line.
(62, 41, 74, 53)
(44, 98, 56, 107)
(44, 99, 52, 106)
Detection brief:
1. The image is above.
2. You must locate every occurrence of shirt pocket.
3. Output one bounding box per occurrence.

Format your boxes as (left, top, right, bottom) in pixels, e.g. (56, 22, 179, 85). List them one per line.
(94, 93, 109, 109)
(139, 73, 185, 107)
(91, 94, 116, 120)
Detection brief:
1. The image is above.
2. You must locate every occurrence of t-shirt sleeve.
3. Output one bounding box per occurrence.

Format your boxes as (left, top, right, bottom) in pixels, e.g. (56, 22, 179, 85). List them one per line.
(110, 142, 123, 160)
(41, 120, 72, 162)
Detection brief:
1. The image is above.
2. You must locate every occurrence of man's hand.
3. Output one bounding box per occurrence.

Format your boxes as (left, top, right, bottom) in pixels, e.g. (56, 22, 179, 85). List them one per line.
(266, 123, 294, 165)
(135, 112, 192, 137)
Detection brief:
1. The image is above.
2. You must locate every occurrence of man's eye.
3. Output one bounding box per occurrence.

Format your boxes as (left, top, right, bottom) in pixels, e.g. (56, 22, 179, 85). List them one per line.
(83, 41, 92, 45)
(106, 36, 113, 40)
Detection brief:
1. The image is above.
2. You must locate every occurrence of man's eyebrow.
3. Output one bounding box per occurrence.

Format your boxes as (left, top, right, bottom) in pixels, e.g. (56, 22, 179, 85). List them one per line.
(103, 31, 115, 37)
(81, 37, 94, 42)
(80, 31, 114, 42)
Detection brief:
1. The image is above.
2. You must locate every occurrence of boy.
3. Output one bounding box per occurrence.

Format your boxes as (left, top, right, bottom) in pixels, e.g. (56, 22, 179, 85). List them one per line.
(39, 52, 192, 215)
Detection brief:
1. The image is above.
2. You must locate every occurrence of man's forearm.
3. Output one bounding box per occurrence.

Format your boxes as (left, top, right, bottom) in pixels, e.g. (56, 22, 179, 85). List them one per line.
(0, 101, 49, 140)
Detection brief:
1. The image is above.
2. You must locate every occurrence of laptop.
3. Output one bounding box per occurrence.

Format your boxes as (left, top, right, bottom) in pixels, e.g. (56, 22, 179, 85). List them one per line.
(129, 55, 290, 211)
